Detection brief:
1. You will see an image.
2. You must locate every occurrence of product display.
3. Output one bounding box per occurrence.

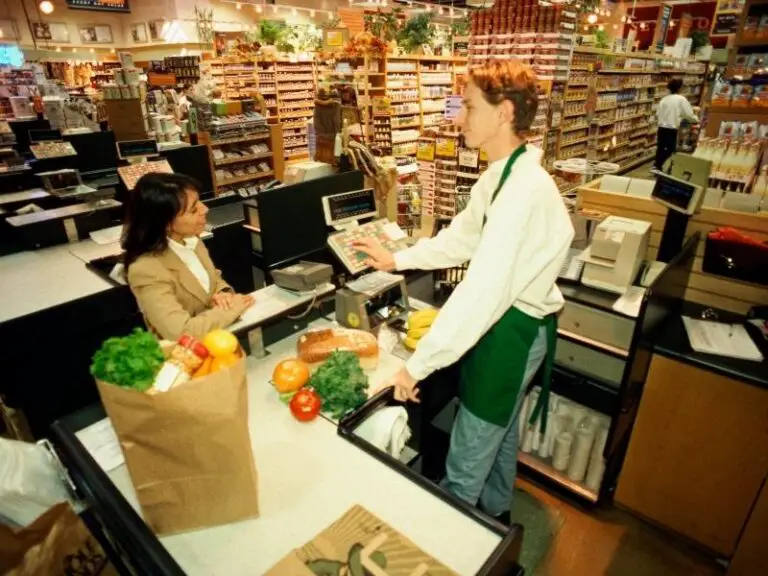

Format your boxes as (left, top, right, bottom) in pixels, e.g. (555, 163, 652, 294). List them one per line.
(117, 159, 173, 190)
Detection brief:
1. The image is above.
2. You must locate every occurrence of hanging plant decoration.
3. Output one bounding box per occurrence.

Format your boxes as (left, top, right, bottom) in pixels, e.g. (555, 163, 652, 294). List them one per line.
(397, 12, 436, 54)
(363, 8, 403, 42)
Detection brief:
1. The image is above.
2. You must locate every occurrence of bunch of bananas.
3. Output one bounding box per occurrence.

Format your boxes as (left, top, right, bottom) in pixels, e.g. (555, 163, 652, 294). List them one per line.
(404, 309, 439, 351)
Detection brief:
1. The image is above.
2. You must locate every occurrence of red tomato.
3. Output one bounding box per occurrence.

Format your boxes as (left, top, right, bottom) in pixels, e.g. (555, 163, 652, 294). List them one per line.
(290, 388, 321, 422)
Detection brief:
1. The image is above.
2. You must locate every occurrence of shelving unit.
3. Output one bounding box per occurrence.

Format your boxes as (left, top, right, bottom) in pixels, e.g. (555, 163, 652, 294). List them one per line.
(199, 123, 284, 197)
(208, 58, 260, 101)
(275, 61, 316, 162)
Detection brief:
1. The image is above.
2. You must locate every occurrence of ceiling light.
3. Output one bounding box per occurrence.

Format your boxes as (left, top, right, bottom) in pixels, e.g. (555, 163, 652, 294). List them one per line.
(256, 5, 262, 13)
(598, 24, 604, 31)
(328, 11, 333, 18)
(583, 25, 589, 31)
(587, 14, 597, 24)
(39, 1, 54, 15)
(235, 2, 242, 9)
(89, 48, 95, 53)
(621, 15, 626, 23)
(72, 48, 76, 52)
(56, 46, 61, 52)
(273, 5, 278, 12)
(613, 24, 618, 30)
(310, 9, 315, 17)
(110, 48, 115, 53)
(292, 7, 297, 15)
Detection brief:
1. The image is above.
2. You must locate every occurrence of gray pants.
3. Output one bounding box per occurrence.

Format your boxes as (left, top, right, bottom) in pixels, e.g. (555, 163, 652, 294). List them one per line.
(441, 325, 548, 516)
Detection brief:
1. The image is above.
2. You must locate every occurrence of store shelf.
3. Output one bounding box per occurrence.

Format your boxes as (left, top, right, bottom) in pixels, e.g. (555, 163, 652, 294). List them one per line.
(518, 452, 599, 503)
(210, 132, 271, 146)
(560, 136, 590, 148)
(214, 152, 273, 166)
(217, 171, 275, 187)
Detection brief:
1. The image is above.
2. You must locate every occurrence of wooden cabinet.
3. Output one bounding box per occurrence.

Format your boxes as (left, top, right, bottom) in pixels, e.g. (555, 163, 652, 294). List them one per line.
(729, 476, 768, 575)
(616, 355, 768, 556)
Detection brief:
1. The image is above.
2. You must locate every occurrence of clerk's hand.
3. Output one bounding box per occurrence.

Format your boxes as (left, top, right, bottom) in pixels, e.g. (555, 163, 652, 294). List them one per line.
(376, 367, 420, 403)
(350, 237, 396, 272)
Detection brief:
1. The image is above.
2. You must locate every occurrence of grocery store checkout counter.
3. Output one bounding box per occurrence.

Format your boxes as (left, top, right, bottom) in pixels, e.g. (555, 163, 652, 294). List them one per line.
(45, 185, 525, 574)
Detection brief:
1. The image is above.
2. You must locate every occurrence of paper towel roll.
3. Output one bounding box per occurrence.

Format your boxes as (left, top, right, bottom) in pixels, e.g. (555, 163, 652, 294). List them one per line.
(538, 410, 556, 459)
(552, 432, 573, 471)
(590, 425, 609, 463)
(567, 427, 595, 482)
(585, 457, 606, 492)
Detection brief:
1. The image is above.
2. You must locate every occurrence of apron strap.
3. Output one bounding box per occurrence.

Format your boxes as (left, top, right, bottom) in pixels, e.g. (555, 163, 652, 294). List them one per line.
(482, 143, 527, 229)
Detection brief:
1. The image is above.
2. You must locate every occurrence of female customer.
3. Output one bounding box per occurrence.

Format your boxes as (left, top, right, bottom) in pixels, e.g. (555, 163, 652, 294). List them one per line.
(123, 172, 253, 340)
(353, 60, 574, 523)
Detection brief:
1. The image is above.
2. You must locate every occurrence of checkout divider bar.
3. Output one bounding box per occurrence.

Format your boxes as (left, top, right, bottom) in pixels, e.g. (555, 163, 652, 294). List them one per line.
(51, 409, 185, 576)
(338, 389, 525, 576)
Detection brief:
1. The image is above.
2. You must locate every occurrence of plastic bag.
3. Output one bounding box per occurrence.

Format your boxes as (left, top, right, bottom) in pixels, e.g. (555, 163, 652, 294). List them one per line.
(0, 439, 70, 527)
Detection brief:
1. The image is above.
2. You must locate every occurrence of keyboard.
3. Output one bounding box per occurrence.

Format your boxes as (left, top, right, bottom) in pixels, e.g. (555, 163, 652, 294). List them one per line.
(327, 219, 410, 276)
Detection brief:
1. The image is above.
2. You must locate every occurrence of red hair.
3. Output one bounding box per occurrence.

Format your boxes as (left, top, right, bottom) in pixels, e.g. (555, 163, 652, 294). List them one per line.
(469, 60, 539, 136)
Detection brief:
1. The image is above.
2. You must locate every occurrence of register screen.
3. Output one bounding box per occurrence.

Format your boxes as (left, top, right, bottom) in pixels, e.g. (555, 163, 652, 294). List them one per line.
(652, 175, 696, 212)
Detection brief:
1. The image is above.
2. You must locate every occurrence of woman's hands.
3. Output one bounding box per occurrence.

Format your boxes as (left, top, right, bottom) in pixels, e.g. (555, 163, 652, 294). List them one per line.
(213, 292, 254, 311)
(350, 238, 397, 272)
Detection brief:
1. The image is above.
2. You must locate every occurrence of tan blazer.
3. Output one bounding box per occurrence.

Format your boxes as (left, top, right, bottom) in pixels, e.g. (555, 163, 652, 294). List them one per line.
(127, 241, 248, 341)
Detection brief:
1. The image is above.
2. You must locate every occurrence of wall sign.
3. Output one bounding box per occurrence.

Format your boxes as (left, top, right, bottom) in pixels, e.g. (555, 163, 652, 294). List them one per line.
(655, 4, 673, 52)
(712, 13, 739, 35)
(66, 0, 130, 13)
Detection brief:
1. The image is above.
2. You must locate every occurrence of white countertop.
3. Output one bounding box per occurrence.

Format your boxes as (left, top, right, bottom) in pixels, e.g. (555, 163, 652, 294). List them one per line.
(98, 320, 501, 575)
(0, 240, 116, 323)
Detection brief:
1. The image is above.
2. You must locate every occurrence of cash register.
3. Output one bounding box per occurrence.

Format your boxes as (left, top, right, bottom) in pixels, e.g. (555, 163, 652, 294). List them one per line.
(324, 188, 411, 330)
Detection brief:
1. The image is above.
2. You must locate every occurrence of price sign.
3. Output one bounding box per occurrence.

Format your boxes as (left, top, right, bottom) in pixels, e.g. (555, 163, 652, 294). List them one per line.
(66, 0, 130, 12)
(712, 13, 739, 35)
(417, 139, 435, 162)
(436, 137, 456, 158)
(458, 148, 479, 169)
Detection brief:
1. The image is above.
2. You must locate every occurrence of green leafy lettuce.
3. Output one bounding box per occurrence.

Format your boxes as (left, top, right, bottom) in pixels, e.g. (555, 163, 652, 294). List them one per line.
(90, 329, 165, 391)
(309, 351, 369, 419)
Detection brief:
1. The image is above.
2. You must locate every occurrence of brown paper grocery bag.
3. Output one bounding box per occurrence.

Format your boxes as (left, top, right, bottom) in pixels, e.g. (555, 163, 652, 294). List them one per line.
(265, 505, 457, 576)
(96, 356, 258, 535)
(0, 503, 118, 576)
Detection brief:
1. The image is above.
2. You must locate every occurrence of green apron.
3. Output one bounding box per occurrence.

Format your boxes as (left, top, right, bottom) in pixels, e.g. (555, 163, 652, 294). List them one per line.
(458, 144, 557, 432)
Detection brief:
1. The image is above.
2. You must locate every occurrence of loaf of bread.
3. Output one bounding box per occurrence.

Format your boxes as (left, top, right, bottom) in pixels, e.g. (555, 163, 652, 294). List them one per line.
(297, 328, 379, 370)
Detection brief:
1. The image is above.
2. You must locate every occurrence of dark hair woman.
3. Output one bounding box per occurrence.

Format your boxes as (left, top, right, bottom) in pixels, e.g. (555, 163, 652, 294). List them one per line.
(123, 172, 253, 340)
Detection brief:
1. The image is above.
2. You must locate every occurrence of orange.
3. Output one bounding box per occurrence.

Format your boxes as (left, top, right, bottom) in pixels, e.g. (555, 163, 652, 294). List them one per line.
(192, 357, 213, 379)
(203, 329, 238, 357)
(272, 358, 310, 393)
(211, 353, 240, 373)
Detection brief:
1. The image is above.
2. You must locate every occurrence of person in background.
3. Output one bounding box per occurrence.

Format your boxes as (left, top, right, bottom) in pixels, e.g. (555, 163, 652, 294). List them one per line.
(655, 78, 700, 171)
(353, 60, 574, 524)
(123, 173, 254, 340)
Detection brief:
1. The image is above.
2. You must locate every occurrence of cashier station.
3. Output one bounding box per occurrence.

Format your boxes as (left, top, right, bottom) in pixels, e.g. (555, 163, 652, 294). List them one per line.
(37, 175, 526, 575)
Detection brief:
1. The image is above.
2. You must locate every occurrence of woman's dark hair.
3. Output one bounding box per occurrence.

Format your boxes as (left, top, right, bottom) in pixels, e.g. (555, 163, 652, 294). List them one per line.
(668, 78, 684, 94)
(469, 60, 539, 136)
(122, 172, 202, 269)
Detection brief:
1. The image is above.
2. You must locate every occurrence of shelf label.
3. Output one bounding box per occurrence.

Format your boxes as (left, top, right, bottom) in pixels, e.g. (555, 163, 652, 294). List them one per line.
(458, 148, 479, 168)
(436, 137, 456, 157)
(417, 140, 435, 162)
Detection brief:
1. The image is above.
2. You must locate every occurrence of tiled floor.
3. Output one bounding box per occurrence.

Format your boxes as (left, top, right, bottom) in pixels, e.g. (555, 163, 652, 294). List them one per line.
(516, 478, 723, 576)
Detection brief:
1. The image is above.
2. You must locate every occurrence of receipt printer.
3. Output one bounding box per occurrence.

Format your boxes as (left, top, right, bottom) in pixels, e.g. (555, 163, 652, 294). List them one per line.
(270, 261, 333, 292)
(336, 272, 410, 331)
(581, 216, 651, 294)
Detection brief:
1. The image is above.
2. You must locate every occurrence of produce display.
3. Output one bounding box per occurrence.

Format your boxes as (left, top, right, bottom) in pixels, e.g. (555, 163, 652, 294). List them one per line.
(290, 388, 322, 422)
(297, 328, 379, 370)
(90, 328, 242, 394)
(403, 308, 438, 351)
(307, 352, 369, 419)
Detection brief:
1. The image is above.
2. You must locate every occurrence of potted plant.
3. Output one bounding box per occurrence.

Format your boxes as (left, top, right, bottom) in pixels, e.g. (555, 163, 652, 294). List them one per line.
(690, 30, 711, 54)
(364, 8, 402, 54)
(397, 12, 435, 54)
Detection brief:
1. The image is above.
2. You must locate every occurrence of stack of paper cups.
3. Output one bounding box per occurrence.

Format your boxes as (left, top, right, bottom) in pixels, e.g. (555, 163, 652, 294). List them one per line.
(585, 425, 610, 491)
(538, 409, 556, 458)
(552, 432, 573, 471)
(567, 425, 595, 482)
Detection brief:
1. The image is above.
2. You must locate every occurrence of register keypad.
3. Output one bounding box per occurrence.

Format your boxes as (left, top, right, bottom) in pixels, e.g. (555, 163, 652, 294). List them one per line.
(328, 219, 409, 275)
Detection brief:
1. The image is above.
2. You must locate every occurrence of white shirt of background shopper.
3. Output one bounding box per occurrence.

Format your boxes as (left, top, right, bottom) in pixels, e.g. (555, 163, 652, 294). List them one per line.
(657, 93, 700, 129)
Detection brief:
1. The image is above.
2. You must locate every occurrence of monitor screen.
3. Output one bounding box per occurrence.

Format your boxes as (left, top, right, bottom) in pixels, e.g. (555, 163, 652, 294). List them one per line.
(162, 145, 215, 197)
(117, 138, 159, 159)
(259, 171, 365, 268)
(29, 128, 62, 143)
(64, 130, 118, 173)
(652, 173, 698, 213)
(46, 170, 80, 190)
(9, 118, 51, 154)
(323, 189, 377, 226)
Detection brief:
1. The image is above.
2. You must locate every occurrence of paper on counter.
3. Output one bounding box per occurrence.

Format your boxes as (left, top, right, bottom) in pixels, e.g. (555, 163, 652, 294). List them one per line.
(383, 221, 407, 241)
(682, 317, 764, 361)
(74, 418, 124, 472)
(612, 286, 646, 318)
(89, 225, 123, 245)
(346, 271, 403, 297)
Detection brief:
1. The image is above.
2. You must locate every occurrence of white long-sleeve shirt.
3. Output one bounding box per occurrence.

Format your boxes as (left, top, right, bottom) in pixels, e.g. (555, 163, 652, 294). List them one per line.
(656, 94, 699, 129)
(167, 236, 211, 293)
(395, 146, 574, 381)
